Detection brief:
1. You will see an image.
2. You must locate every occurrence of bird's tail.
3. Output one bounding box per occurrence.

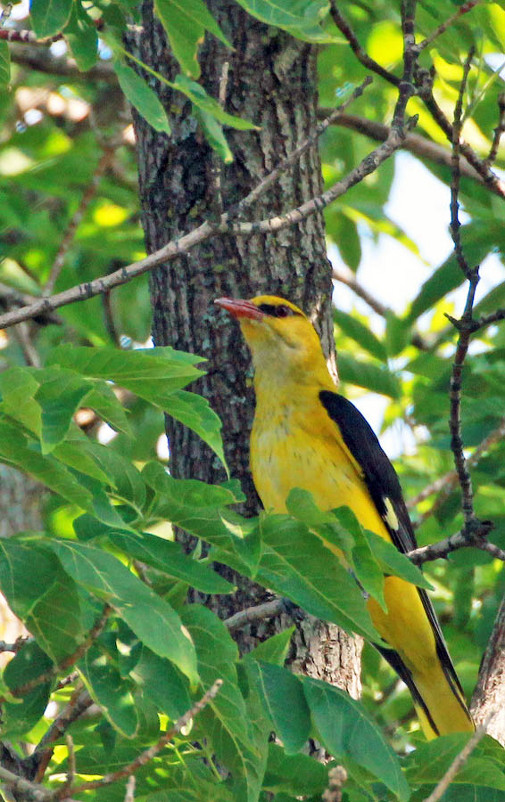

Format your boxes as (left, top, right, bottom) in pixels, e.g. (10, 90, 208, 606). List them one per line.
(377, 642, 474, 739)
(369, 576, 474, 739)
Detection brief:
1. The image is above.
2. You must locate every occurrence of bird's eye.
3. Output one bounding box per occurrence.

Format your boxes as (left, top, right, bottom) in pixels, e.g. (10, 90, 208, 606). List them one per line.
(257, 303, 295, 318)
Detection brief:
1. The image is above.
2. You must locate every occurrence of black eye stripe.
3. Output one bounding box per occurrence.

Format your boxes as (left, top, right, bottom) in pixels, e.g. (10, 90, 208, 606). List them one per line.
(257, 303, 299, 318)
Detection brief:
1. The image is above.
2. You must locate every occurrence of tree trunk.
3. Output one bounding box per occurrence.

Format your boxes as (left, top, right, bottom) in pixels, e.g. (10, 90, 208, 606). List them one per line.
(129, 0, 362, 697)
(471, 593, 505, 745)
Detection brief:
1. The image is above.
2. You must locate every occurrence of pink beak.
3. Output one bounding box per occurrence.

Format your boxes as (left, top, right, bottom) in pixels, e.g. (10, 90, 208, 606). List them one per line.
(214, 297, 265, 321)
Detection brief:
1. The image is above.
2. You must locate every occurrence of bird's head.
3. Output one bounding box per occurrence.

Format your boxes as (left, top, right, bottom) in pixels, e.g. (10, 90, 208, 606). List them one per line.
(215, 295, 332, 387)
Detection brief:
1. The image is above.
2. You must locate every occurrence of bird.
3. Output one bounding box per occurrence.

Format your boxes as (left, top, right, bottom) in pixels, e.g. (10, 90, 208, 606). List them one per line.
(215, 293, 474, 739)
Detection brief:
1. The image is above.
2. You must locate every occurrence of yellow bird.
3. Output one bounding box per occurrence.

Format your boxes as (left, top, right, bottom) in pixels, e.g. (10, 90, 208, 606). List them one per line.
(215, 294, 473, 739)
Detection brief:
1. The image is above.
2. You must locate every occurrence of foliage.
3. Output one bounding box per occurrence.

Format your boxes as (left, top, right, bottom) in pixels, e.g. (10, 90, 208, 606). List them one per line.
(1, 0, 505, 800)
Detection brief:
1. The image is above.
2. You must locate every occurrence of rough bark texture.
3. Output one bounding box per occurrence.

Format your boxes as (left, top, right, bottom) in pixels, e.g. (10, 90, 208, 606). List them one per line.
(0, 467, 40, 650)
(471, 593, 505, 745)
(129, 0, 362, 696)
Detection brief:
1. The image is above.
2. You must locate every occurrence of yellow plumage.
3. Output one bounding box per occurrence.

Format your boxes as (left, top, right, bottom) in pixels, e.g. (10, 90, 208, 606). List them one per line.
(216, 294, 474, 739)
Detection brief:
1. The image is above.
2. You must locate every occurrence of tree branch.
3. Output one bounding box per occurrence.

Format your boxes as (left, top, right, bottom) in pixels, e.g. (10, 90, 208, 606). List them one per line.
(407, 520, 502, 566)
(44, 147, 118, 294)
(421, 714, 493, 802)
(8, 43, 115, 82)
(31, 687, 94, 783)
(329, 2, 399, 86)
(0, 114, 413, 331)
(225, 598, 286, 632)
(0, 605, 111, 703)
(59, 679, 223, 798)
(416, 1, 480, 53)
(319, 111, 503, 194)
(408, 417, 505, 515)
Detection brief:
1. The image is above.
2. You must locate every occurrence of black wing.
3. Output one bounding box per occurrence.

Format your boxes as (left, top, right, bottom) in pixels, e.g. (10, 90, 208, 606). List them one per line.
(319, 390, 467, 714)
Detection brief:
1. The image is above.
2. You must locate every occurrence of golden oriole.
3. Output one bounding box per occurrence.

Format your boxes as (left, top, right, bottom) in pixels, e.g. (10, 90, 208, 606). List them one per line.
(215, 294, 473, 739)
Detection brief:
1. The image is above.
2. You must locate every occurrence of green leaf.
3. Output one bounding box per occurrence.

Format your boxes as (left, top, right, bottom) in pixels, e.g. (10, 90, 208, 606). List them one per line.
(142, 462, 258, 574)
(162, 389, 227, 469)
(84, 381, 132, 437)
(172, 74, 258, 129)
(364, 529, 433, 590)
(30, 0, 73, 38)
(2, 642, 53, 737)
(255, 662, 311, 754)
(405, 734, 505, 790)
(48, 344, 203, 395)
(181, 605, 264, 802)
(337, 353, 400, 398)
(257, 513, 379, 642)
(0, 41, 10, 85)
(0, 540, 85, 662)
(131, 647, 192, 719)
(114, 59, 172, 134)
(286, 491, 385, 607)
(0, 421, 95, 509)
(334, 309, 387, 362)
(264, 743, 329, 796)
(154, 0, 230, 77)
(0, 367, 41, 436)
(49, 539, 199, 684)
(334, 507, 386, 608)
(71, 443, 146, 510)
(194, 108, 234, 162)
(245, 627, 295, 666)
(108, 530, 235, 594)
(303, 677, 410, 801)
(35, 368, 92, 453)
(406, 223, 497, 324)
(233, 0, 336, 43)
(385, 311, 412, 357)
(79, 644, 139, 737)
(64, 1, 98, 71)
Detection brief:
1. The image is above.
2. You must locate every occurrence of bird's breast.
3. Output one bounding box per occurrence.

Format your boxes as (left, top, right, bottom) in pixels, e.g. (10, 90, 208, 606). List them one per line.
(250, 402, 383, 536)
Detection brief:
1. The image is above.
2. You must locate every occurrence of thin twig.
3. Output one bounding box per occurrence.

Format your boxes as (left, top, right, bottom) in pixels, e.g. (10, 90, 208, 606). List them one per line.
(0, 636, 30, 654)
(407, 519, 502, 566)
(208, 59, 230, 218)
(447, 49, 479, 532)
(44, 148, 116, 295)
(225, 598, 286, 632)
(319, 110, 505, 195)
(225, 75, 373, 224)
(0, 765, 52, 801)
(124, 775, 136, 802)
(417, 1, 480, 52)
(422, 713, 494, 802)
(472, 307, 505, 331)
(0, 605, 111, 702)
(60, 735, 76, 798)
(8, 43, 116, 81)
(417, 78, 505, 199)
(0, 112, 411, 331)
(393, 0, 418, 133)
(329, 2, 399, 86)
(60, 679, 223, 797)
(450, 48, 475, 276)
(11, 321, 41, 367)
(409, 417, 505, 514)
(0, 27, 60, 43)
(33, 687, 93, 783)
(484, 92, 505, 169)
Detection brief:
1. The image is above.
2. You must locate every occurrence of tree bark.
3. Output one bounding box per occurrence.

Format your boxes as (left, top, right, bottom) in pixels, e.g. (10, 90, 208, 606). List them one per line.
(129, 0, 362, 696)
(471, 593, 505, 745)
